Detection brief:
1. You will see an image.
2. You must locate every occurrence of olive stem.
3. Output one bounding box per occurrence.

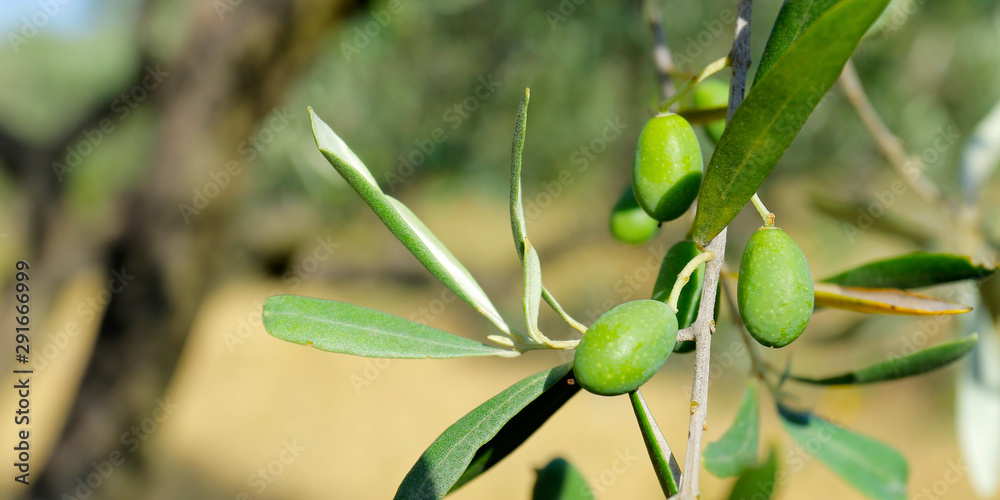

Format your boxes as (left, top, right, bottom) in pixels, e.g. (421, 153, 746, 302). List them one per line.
(659, 55, 731, 113)
(751, 193, 774, 226)
(678, 1, 752, 498)
(542, 289, 588, 334)
(666, 251, 714, 311)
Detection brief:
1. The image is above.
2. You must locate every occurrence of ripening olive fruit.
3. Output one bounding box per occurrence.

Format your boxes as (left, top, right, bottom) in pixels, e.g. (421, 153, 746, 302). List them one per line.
(652, 239, 703, 353)
(632, 113, 703, 222)
(737, 227, 814, 348)
(573, 300, 678, 396)
(610, 184, 660, 244)
(692, 79, 729, 143)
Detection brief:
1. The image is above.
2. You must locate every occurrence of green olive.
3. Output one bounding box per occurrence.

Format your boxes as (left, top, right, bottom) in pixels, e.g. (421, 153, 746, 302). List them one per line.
(692, 79, 729, 143)
(651, 239, 703, 353)
(610, 184, 660, 244)
(573, 300, 678, 396)
(737, 227, 814, 348)
(632, 113, 703, 222)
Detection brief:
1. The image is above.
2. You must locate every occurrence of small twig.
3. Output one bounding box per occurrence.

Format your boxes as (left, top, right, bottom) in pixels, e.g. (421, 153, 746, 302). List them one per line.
(645, 0, 676, 103)
(666, 251, 714, 311)
(678, 1, 752, 498)
(660, 56, 731, 113)
(751, 193, 774, 226)
(838, 60, 950, 210)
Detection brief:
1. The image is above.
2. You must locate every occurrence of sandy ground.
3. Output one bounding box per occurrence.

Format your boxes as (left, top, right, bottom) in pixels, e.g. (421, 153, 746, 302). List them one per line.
(0, 185, 993, 500)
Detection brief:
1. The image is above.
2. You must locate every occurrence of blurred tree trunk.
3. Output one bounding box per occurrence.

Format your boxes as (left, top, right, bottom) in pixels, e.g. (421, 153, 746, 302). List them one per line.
(27, 0, 362, 497)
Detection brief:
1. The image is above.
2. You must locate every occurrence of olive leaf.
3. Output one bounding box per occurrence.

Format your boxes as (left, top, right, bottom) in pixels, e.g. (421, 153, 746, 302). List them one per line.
(308, 108, 511, 335)
(813, 283, 972, 315)
(779, 406, 908, 500)
(960, 98, 1000, 205)
(629, 390, 682, 497)
(531, 458, 595, 500)
(822, 252, 997, 289)
(262, 295, 514, 358)
(956, 297, 1000, 496)
(753, 0, 852, 85)
(522, 242, 544, 343)
(508, 88, 587, 335)
(704, 381, 760, 477)
(692, 0, 890, 245)
(791, 335, 977, 385)
(395, 363, 578, 499)
(727, 446, 778, 500)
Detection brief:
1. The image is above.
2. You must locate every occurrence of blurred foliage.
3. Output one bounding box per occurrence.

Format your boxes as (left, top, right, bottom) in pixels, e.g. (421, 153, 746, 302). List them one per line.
(2, 0, 999, 235)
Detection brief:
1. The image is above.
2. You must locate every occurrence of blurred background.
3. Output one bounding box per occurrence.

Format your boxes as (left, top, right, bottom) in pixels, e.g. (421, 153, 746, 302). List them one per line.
(0, 0, 999, 498)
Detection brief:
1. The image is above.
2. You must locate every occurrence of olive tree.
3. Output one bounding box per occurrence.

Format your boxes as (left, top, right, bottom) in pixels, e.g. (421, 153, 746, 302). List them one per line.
(260, 1, 1000, 498)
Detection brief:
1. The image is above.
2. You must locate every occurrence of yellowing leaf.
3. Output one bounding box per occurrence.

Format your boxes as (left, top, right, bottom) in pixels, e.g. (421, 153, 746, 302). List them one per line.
(814, 283, 972, 315)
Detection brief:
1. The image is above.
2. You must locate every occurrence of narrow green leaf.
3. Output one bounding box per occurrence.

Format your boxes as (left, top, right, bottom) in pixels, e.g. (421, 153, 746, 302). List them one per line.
(792, 336, 978, 385)
(395, 364, 577, 499)
(507, 88, 587, 335)
(531, 458, 595, 500)
(727, 446, 778, 500)
(308, 108, 511, 335)
(510, 88, 530, 258)
(510, 89, 544, 342)
(814, 283, 972, 315)
(779, 406, 908, 500)
(704, 381, 760, 477)
(692, 0, 890, 245)
(753, 0, 839, 85)
(523, 242, 544, 340)
(956, 298, 1000, 496)
(629, 390, 682, 497)
(262, 295, 512, 359)
(823, 253, 997, 289)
